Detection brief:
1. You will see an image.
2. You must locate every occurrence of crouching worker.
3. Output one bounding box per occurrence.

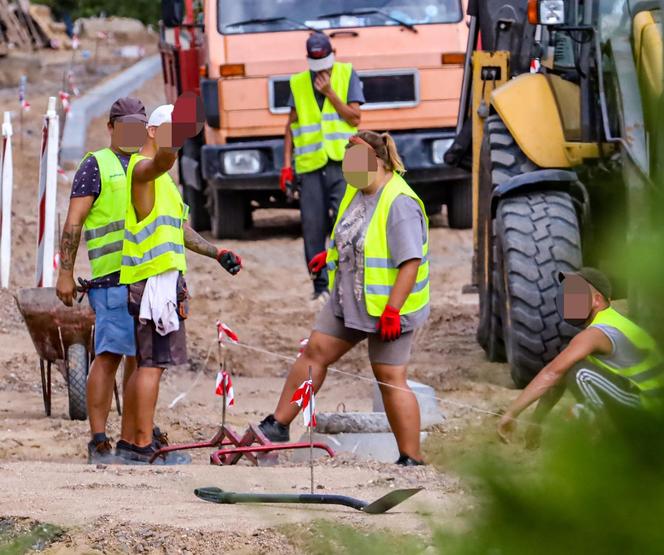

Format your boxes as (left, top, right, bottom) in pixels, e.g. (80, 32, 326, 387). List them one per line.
(116, 101, 243, 464)
(259, 131, 430, 466)
(497, 268, 664, 445)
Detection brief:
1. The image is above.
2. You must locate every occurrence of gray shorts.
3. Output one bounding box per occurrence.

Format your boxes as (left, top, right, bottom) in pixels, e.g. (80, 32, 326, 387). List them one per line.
(313, 302, 414, 366)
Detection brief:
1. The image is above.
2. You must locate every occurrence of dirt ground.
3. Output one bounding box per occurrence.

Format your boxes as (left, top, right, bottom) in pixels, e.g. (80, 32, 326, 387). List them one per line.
(0, 65, 520, 553)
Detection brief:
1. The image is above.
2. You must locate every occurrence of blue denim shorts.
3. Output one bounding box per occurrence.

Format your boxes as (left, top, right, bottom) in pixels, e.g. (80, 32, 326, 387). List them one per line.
(88, 285, 136, 356)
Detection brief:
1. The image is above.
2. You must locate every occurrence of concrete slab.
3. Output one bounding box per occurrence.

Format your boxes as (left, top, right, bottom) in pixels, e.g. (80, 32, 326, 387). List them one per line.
(61, 54, 161, 163)
(293, 431, 429, 463)
(315, 412, 391, 434)
(373, 379, 444, 427)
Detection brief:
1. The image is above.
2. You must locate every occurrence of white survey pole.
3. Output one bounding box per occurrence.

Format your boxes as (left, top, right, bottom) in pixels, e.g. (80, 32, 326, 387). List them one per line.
(0, 112, 13, 288)
(36, 97, 59, 287)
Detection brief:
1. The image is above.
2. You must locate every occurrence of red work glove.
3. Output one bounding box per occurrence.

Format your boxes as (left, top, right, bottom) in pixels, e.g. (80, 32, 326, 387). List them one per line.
(308, 251, 328, 275)
(280, 167, 294, 193)
(377, 305, 401, 342)
(217, 249, 242, 275)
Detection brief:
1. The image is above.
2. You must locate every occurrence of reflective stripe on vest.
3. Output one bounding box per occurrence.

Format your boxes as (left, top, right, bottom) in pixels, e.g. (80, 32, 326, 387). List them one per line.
(119, 154, 187, 284)
(290, 62, 357, 174)
(81, 148, 128, 278)
(326, 173, 430, 317)
(586, 306, 664, 406)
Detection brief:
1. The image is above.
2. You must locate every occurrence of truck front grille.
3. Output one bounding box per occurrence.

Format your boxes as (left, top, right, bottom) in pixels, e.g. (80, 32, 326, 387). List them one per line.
(269, 69, 420, 114)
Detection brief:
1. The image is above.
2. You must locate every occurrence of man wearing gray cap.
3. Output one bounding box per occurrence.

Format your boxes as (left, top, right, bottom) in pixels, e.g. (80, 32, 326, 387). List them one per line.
(497, 267, 664, 445)
(281, 32, 365, 304)
(56, 98, 165, 463)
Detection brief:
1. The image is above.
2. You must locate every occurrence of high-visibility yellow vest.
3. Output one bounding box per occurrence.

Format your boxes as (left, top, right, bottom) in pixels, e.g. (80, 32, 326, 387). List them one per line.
(587, 307, 664, 408)
(326, 173, 430, 317)
(119, 154, 188, 284)
(290, 62, 357, 174)
(81, 148, 127, 278)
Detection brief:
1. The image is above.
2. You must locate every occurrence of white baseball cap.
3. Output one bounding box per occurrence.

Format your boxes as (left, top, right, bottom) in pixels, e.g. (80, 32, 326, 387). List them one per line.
(147, 104, 174, 127)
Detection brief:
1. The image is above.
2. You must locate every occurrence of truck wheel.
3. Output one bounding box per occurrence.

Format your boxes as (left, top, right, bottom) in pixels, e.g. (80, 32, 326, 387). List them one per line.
(184, 185, 211, 232)
(496, 191, 582, 387)
(67, 343, 88, 421)
(447, 181, 472, 229)
(211, 190, 252, 239)
(476, 116, 505, 361)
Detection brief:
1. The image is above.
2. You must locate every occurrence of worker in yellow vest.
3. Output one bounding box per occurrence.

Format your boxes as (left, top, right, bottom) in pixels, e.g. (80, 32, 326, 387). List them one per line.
(56, 98, 151, 464)
(281, 32, 364, 304)
(261, 131, 430, 466)
(498, 267, 664, 445)
(115, 101, 242, 464)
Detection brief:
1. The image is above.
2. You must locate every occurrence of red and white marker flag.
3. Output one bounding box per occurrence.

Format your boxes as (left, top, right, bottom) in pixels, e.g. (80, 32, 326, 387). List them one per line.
(216, 320, 239, 344)
(296, 338, 309, 359)
(291, 380, 316, 427)
(0, 112, 13, 288)
(59, 91, 71, 116)
(35, 97, 59, 288)
(18, 76, 30, 112)
(71, 34, 80, 50)
(215, 371, 235, 407)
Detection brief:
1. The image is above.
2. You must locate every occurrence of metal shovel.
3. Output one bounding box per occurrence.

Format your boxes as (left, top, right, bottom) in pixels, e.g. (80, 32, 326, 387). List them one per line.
(194, 486, 423, 514)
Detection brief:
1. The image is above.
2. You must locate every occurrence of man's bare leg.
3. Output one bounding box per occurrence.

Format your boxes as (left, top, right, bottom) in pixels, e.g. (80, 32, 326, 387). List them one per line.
(132, 366, 164, 447)
(87, 353, 123, 437)
(119, 356, 137, 443)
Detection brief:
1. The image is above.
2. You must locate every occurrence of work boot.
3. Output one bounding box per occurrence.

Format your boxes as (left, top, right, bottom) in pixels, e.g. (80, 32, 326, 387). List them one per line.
(395, 454, 425, 467)
(115, 440, 191, 465)
(87, 435, 124, 465)
(258, 414, 290, 443)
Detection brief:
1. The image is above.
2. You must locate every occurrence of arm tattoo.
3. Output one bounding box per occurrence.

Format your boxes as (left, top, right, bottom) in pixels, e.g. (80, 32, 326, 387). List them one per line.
(184, 226, 218, 259)
(59, 224, 82, 273)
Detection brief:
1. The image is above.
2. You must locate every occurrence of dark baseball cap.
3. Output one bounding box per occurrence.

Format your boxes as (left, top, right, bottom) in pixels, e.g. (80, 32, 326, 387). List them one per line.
(306, 32, 332, 59)
(109, 97, 147, 124)
(558, 267, 612, 300)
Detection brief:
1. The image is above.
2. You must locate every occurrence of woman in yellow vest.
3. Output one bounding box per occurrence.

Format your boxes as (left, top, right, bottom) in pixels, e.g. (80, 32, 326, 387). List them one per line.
(498, 268, 664, 446)
(261, 131, 430, 466)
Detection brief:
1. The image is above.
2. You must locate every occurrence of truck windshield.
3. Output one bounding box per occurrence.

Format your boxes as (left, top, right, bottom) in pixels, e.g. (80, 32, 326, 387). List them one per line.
(218, 0, 463, 35)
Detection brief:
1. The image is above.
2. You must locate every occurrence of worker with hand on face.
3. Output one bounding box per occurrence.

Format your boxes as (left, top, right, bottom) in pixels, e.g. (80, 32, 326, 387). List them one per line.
(281, 32, 365, 305)
(56, 98, 150, 465)
(497, 268, 664, 447)
(114, 96, 242, 465)
(261, 131, 430, 466)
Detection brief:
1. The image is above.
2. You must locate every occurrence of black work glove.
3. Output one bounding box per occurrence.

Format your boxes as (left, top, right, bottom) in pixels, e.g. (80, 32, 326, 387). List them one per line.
(216, 249, 242, 275)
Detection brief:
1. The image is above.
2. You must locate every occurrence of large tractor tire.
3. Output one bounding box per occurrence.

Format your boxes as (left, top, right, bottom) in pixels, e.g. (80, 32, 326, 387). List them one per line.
(180, 138, 211, 232)
(496, 191, 582, 387)
(211, 190, 252, 239)
(184, 185, 211, 232)
(67, 343, 88, 421)
(447, 181, 472, 229)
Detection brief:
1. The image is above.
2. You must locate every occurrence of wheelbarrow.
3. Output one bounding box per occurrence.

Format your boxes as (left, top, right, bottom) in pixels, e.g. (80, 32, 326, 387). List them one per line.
(15, 287, 99, 421)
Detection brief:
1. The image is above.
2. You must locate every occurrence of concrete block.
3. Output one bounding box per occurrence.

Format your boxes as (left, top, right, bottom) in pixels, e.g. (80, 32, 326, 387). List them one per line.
(293, 431, 428, 463)
(315, 412, 391, 434)
(373, 379, 444, 427)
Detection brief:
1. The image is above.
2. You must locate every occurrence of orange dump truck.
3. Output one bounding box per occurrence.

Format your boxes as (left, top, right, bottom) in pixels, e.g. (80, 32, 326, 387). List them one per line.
(160, 0, 470, 238)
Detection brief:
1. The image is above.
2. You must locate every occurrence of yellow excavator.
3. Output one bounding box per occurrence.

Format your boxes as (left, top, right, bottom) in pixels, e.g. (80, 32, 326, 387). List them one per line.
(446, 0, 663, 386)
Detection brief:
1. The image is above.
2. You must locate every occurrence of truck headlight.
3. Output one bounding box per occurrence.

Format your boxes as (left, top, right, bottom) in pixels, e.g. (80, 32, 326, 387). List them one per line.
(222, 150, 262, 175)
(432, 139, 453, 165)
(538, 0, 565, 25)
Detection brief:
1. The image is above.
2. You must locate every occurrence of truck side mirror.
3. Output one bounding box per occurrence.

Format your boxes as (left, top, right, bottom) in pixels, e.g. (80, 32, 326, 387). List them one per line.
(162, 0, 185, 28)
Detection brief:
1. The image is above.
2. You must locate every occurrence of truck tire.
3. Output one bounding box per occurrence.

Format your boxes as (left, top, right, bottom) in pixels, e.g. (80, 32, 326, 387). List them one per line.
(67, 343, 88, 421)
(447, 181, 472, 229)
(211, 190, 252, 239)
(184, 185, 211, 232)
(496, 191, 582, 387)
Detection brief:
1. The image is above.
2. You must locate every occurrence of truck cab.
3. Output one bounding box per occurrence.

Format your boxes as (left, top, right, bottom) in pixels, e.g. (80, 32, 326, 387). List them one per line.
(161, 0, 470, 238)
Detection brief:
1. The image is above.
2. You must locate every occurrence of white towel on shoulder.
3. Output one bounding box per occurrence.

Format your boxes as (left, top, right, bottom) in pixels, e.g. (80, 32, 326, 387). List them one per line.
(139, 269, 180, 336)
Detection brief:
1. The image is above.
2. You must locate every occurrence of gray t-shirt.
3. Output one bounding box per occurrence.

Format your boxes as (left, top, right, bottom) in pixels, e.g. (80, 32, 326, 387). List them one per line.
(330, 187, 430, 333)
(287, 69, 365, 110)
(591, 324, 649, 369)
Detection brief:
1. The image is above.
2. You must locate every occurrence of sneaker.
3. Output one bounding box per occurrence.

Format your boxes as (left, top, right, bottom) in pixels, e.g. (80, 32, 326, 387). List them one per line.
(258, 414, 290, 443)
(115, 439, 145, 465)
(116, 441, 191, 465)
(87, 438, 125, 465)
(310, 290, 330, 308)
(395, 454, 425, 467)
(152, 426, 169, 449)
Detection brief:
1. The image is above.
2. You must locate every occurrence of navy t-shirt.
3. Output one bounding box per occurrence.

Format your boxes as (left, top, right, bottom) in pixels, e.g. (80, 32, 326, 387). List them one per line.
(70, 151, 130, 287)
(287, 69, 365, 111)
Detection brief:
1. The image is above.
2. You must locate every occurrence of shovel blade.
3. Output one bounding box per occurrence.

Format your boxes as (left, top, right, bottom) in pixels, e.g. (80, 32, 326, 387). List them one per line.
(362, 487, 424, 514)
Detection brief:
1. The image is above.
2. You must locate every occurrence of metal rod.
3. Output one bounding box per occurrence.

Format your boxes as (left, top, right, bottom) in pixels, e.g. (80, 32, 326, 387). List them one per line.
(309, 365, 313, 494)
(221, 353, 227, 429)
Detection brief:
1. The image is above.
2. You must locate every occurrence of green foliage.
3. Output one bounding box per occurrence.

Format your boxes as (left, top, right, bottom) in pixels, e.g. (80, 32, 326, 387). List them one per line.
(0, 520, 65, 554)
(32, 0, 160, 25)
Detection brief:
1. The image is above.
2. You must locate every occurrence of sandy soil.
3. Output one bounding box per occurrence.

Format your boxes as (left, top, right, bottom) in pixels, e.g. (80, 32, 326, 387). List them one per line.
(0, 68, 519, 553)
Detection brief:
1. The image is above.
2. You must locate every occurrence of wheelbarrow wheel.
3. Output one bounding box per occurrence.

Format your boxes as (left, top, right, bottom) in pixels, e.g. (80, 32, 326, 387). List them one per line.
(67, 343, 88, 421)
